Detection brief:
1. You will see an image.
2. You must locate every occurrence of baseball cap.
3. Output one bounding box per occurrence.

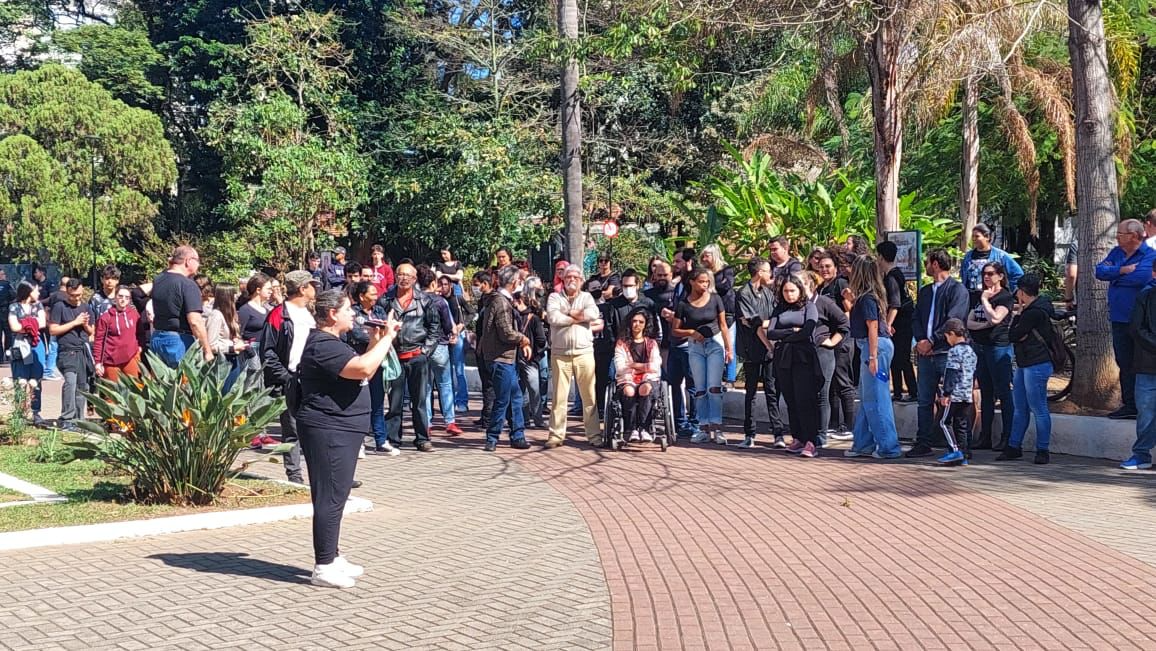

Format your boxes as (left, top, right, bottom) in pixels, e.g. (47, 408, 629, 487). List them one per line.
(284, 270, 321, 294)
(333, 246, 346, 255)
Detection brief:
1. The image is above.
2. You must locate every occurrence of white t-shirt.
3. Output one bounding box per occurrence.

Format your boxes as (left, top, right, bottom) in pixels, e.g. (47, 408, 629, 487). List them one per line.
(1145, 233, 1156, 250)
(284, 302, 316, 372)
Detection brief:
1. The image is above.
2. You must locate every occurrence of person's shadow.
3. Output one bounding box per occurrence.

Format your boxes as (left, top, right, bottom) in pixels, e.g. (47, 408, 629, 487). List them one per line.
(148, 552, 310, 585)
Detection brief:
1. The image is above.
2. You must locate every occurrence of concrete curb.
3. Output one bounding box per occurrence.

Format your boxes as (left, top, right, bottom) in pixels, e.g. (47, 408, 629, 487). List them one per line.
(0, 495, 374, 552)
(0, 471, 66, 509)
(465, 365, 1136, 461)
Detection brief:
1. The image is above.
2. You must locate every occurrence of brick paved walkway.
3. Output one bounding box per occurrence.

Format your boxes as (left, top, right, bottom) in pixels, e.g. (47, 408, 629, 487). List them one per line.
(2, 379, 1156, 649)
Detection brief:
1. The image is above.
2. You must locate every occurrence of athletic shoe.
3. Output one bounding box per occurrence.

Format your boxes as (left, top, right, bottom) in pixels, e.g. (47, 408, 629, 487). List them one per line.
(871, 451, 903, 459)
(483, 440, 497, 452)
(937, 450, 965, 466)
(311, 563, 356, 589)
(844, 449, 871, 458)
(628, 430, 641, 443)
(374, 442, 401, 457)
(905, 443, 934, 458)
(332, 556, 364, 578)
(713, 431, 727, 446)
(640, 430, 653, 442)
(828, 431, 855, 442)
(1120, 456, 1153, 470)
(1034, 450, 1050, 465)
(772, 435, 787, 449)
(249, 435, 264, 450)
(738, 436, 756, 449)
(445, 423, 464, 436)
(416, 441, 434, 452)
(995, 447, 1023, 461)
(1108, 407, 1138, 420)
(786, 439, 805, 453)
(690, 431, 711, 444)
(511, 438, 531, 450)
(799, 442, 817, 458)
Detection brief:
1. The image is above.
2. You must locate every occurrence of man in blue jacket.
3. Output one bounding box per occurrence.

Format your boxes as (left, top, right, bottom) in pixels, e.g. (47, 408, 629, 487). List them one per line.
(1095, 219, 1156, 419)
(960, 224, 1024, 307)
(909, 248, 970, 457)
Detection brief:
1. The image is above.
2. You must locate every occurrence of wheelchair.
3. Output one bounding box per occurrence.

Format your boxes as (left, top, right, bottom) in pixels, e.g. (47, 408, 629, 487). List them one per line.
(602, 379, 676, 451)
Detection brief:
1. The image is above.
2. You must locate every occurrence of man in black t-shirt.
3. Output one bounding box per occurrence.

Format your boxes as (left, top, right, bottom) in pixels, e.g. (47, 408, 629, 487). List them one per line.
(48, 279, 94, 430)
(768, 236, 804, 290)
(877, 241, 916, 401)
(150, 246, 213, 367)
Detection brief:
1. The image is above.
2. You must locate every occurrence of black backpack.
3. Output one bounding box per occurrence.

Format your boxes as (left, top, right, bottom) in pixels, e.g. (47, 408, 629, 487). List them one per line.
(1030, 320, 1068, 373)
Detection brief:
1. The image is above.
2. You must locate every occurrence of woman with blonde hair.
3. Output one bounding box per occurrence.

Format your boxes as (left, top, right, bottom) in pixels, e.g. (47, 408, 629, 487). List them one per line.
(844, 256, 903, 458)
(700, 243, 737, 386)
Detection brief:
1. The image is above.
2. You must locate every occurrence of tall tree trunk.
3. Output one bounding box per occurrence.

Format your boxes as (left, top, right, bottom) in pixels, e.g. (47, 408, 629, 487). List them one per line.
(558, 0, 584, 265)
(960, 74, 980, 246)
(1068, 0, 1121, 408)
(867, 23, 902, 241)
(819, 33, 850, 165)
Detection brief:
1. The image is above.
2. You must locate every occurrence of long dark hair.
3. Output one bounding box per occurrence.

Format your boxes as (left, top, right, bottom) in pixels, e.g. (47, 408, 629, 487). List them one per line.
(213, 286, 240, 339)
(776, 274, 808, 308)
(245, 273, 270, 303)
(619, 306, 657, 342)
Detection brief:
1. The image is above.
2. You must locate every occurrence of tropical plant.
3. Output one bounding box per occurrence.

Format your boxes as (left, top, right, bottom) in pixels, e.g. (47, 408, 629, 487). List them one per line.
(686, 143, 958, 261)
(0, 377, 32, 445)
(74, 349, 283, 506)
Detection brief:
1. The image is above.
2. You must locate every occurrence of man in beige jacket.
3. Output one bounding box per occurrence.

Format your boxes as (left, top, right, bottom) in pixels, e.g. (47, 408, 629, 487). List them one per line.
(545, 264, 603, 448)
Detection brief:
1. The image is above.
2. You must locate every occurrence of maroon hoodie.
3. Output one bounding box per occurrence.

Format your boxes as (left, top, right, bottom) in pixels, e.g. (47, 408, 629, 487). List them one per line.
(94, 305, 145, 366)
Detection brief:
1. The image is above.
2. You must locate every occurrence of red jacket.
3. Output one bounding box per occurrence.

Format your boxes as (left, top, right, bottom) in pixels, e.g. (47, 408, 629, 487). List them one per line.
(94, 306, 145, 365)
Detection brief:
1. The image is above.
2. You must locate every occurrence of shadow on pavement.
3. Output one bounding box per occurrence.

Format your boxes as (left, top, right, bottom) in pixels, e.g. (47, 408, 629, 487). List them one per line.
(147, 552, 310, 584)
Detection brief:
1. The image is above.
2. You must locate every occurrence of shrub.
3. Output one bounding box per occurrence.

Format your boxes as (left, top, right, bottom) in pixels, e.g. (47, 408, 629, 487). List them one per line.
(74, 349, 284, 506)
(0, 378, 33, 445)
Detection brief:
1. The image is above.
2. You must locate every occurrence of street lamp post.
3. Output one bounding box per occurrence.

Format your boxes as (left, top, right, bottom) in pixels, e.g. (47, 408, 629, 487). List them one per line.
(84, 135, 101, 289)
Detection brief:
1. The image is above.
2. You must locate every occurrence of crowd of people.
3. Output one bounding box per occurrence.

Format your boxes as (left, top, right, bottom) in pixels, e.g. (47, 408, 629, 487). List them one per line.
(6, 220, 1156, 587)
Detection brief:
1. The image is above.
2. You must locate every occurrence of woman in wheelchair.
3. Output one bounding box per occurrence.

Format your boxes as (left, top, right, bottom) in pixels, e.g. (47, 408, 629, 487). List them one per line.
(615, 307, 663, 442)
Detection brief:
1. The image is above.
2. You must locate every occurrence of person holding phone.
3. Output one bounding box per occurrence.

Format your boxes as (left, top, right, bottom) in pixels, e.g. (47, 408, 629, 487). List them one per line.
(48, 279, 94, 431)
(296, 289, 399, 588)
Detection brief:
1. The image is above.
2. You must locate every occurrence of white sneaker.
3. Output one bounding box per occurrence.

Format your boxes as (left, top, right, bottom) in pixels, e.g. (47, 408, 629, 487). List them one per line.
(357, 445, 366, 459)
(829, 431, 855, 442)
(713, 432, 727, 446)
(332, 555, 364, 577)
(738, 437, 756, 449)
(640, 430, 653, 442)
(377, 441, 401, 457)
(691, 431, 711, 444)
(311, 562, 356, 588)
(628, 429, 641, 442)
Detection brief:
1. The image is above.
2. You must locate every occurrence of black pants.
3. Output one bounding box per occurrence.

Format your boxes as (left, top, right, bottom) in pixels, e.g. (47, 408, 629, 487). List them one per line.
(280, 405, 302, 480)
(891, 326, 916, 397)
(777, 361, 822, 445)
(594, 348, 614, 411)
(619, 382, 655, 433)
(478, 356, 495, 426)
(299, 424, 360, 566)
(743, 360, 782, 437)
(829, 341, 858, 431)
(938, 401, 973, 455)
(386, 353, 431, 447)
(816, 347, 835, 435)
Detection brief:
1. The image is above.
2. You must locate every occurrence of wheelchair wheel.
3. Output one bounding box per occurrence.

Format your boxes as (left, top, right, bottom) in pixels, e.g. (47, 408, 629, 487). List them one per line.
(661, 381, 676, 446)
(602, 383, 620, 448)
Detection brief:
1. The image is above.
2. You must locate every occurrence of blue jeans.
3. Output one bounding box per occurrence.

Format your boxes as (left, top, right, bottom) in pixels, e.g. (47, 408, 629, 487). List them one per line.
(221, 356, 242, 394)
(687, 336, 725, 425)
(1132, 373, 1156, 463)
(665, 345, 696, 431)
(151, 331, 195, 368)
(487, 360, 525, 445)
(850, 338, 902, 456)
(916, 354, 948, 446)
(973, 343, 1014, 439)
(450, 332, 469, 410)
(425, 344, 456, 426)
(724, 318, 738, 383)
(1009, 362, 1053, 451)
(44, 337, 59, 377)
(11, 340, 45, 413)
(1112, 321, 1136, 410)
(369, 366, 387, 446)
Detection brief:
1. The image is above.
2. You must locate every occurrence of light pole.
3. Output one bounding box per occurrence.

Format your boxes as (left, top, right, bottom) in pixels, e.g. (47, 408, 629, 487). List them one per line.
(84, 136, 101, 288)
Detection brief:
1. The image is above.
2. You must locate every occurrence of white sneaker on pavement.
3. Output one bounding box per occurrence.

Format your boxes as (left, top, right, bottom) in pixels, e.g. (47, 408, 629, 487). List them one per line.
(640, 430, 653, 442)
(713, 431, 727, 446)
(332, 555, 364, 577)
(738, 437, 756, 449)
(829, 431, 855, 442)
(628, 430, 641, 442)
(691, 431, 712, 444)
(312, 562, 357, 588)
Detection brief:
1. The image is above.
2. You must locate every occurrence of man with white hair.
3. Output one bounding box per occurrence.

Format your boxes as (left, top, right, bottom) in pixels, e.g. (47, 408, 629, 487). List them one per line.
(1096, 218, 1156, 419)
(545, 264, 603, 448)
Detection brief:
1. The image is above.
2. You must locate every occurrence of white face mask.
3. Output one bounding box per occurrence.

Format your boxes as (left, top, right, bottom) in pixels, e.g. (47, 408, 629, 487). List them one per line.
(623, 287, 638, 300)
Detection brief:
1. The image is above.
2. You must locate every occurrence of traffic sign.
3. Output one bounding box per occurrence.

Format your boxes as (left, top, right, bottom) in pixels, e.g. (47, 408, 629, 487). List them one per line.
(603, 221, 619, 238)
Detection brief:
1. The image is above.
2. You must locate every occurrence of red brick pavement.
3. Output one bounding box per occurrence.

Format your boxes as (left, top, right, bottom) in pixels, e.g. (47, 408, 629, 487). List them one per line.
(475, 424, 1156, 650)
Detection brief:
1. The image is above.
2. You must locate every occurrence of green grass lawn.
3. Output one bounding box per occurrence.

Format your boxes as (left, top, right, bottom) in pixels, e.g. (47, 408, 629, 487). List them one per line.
(0, 438, 309, 533)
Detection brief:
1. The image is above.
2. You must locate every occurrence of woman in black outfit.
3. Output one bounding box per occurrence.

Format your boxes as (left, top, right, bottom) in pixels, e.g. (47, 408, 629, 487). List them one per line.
(297, 289, 399, 589)
(765, 274, 822, 458)
(814, 253, 858, 441)
(806, 271, 851, 447)
(966, 261, 1015, 450)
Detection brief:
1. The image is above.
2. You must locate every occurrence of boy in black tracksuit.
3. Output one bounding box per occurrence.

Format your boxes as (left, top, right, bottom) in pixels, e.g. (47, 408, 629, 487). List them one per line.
(937, 319, 978, 466)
